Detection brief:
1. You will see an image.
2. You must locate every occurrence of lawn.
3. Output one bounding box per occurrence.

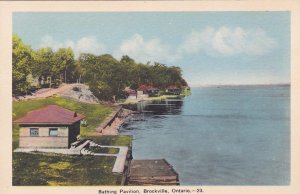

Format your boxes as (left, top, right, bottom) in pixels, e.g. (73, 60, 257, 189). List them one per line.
(86, 135, 132, 147)
(13, 152, 120, 186)
(13, 96, 113, 149)
(13, 134, 132, 186)
(89, 147, 120, 154)
(13, 133, 132, 186)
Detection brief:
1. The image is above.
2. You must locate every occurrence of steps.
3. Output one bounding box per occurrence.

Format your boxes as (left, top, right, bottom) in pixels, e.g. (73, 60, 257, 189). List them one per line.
(80, 148, 94, 155)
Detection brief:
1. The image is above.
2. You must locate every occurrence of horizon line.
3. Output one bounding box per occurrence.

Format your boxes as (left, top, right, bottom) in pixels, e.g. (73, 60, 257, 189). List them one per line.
(189, 83, 291, 87)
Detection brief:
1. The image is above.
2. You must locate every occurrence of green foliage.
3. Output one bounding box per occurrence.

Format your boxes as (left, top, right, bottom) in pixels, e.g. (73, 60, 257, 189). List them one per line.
(12, 34, 35, 95)
(13, 34, 188, 100)
(33, 47, 55, 87)
(52, 48, 76, 83)
(13, 152, 120, 185)
(13, 35, 78, 95)
(78, 54, 188, 100)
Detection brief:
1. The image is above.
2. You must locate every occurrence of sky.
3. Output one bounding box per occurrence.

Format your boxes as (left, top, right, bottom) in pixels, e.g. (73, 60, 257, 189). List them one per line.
(13, 12, 290, 86)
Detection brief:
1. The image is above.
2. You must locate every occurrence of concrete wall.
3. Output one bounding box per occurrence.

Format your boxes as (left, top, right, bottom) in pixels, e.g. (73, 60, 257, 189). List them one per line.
(19, 136, 69, 148)
(19, 126, 69, 148)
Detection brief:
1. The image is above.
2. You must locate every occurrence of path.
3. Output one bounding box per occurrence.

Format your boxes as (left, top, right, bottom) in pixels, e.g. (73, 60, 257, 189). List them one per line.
(96, 146, 129, 174)
(13, 84, 77, 101)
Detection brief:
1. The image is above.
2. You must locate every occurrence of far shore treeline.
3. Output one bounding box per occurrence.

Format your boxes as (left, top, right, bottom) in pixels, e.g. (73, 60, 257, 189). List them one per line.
(13, 34, 188, 100)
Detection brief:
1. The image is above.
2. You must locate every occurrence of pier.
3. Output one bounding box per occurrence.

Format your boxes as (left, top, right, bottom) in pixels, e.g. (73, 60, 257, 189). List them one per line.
(127, 159, 179, 185)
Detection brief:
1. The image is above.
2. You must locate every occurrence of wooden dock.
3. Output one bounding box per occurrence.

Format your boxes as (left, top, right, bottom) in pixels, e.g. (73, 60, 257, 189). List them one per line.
(127, 159, 179, 185)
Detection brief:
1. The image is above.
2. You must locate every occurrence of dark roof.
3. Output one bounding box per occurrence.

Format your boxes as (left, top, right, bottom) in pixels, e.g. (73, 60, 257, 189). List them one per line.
(14, 105, 85, 125)
(137, 85, 149, 91)
(138, 85, 159, 91)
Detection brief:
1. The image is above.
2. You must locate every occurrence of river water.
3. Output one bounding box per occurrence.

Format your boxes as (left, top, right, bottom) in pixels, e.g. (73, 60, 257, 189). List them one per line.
(120, 85, 290, 185)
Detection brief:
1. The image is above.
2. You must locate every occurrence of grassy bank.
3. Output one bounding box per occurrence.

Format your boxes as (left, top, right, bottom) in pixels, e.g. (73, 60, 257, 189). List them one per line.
(86, 135, 132, 147)
(13, 96, 113, 149)
(89, 147, 119, 154)
(13, 152, 120, 186)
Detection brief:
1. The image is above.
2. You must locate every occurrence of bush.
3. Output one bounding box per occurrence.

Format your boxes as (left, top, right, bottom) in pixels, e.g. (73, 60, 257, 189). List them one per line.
(72, 86, 81, 92)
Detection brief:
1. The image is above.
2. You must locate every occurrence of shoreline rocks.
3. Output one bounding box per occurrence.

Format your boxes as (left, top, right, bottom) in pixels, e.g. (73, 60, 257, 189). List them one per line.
(97, 108, 135, 135)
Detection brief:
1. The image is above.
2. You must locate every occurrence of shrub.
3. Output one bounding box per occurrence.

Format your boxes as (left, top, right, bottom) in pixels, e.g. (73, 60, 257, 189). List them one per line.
(72, 86, 81, 92)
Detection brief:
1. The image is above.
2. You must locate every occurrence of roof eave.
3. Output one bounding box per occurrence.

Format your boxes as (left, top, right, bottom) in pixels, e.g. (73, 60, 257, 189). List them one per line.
(15, 122, 74, 125)
(14, 117, 85, 125)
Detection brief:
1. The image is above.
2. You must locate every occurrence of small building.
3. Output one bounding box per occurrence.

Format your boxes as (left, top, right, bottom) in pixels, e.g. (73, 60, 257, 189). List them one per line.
(137, 85, 150, 94)
(14, 105, 85, 149)
(126, 89, 137, 96)
(128, 159, 179, 185)
(166, 85, 181, 95)
(137, 85, 160, 97)
(146, 86, 160, 97)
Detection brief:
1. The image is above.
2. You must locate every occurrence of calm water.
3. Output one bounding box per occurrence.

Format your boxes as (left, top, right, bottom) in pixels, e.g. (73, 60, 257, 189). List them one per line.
(120, 85, 290, 185)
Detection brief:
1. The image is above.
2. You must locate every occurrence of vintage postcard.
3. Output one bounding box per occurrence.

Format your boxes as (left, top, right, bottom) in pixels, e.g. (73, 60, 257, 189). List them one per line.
(0, 1, 300, 194)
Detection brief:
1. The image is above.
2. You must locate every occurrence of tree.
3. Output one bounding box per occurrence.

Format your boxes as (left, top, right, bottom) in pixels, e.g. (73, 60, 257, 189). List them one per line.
(77, 53, 98, 83)
(33, 47, 54, 87)
(12, 34, 189, 100)
(12, 34, 35, 95)
(92, 54, 122, 100)
(52, 48, 76, 84)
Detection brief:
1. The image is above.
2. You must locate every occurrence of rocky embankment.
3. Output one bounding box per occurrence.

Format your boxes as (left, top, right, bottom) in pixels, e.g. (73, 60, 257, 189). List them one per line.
(58, 84, 99, 104)
(96, 108, 134, 135)
(13, 83, 99, 104)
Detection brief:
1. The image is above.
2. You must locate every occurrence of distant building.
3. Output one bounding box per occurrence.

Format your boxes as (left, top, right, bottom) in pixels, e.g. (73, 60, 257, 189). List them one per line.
(146, 86, 160, 97)
(137, 85, 160, 97)
(137, 85, 150, 94)
(14, 105, 85, 149)
(126, 89, 137, 96)
(166, 85, 181, 95)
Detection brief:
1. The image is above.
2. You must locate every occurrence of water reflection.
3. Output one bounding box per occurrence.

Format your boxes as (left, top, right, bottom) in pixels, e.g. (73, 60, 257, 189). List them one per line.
(137, 99, 184, 115)
(120, 86, 290, 185)
(121, 99, 184, 133)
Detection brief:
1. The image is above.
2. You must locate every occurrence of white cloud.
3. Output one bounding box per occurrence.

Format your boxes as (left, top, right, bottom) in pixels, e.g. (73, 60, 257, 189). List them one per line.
(180, 27, 215, 55)
(115, 34, 180, 63)
(76, 37, 104, 55)
(180, 26, 277, 56)
(39, 35, 64, 51)
(39, 35, 105, 58)
(39, 26, 277, 62)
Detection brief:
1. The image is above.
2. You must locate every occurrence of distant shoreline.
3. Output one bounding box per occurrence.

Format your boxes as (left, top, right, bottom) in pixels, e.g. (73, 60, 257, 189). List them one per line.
(191, 83, 291, 88)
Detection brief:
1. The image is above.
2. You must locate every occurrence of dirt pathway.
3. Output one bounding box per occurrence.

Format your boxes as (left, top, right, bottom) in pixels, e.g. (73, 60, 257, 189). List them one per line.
(13, 84, 77, 101)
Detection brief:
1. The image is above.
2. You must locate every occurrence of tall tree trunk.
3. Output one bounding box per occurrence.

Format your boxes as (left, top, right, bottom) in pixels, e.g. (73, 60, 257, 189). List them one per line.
(65, 69, 67, 83)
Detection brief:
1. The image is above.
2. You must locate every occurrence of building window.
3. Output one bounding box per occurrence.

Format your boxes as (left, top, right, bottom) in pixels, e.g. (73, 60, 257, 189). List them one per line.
(49, 128, 58, 136)
(30, 128, 39, 136)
